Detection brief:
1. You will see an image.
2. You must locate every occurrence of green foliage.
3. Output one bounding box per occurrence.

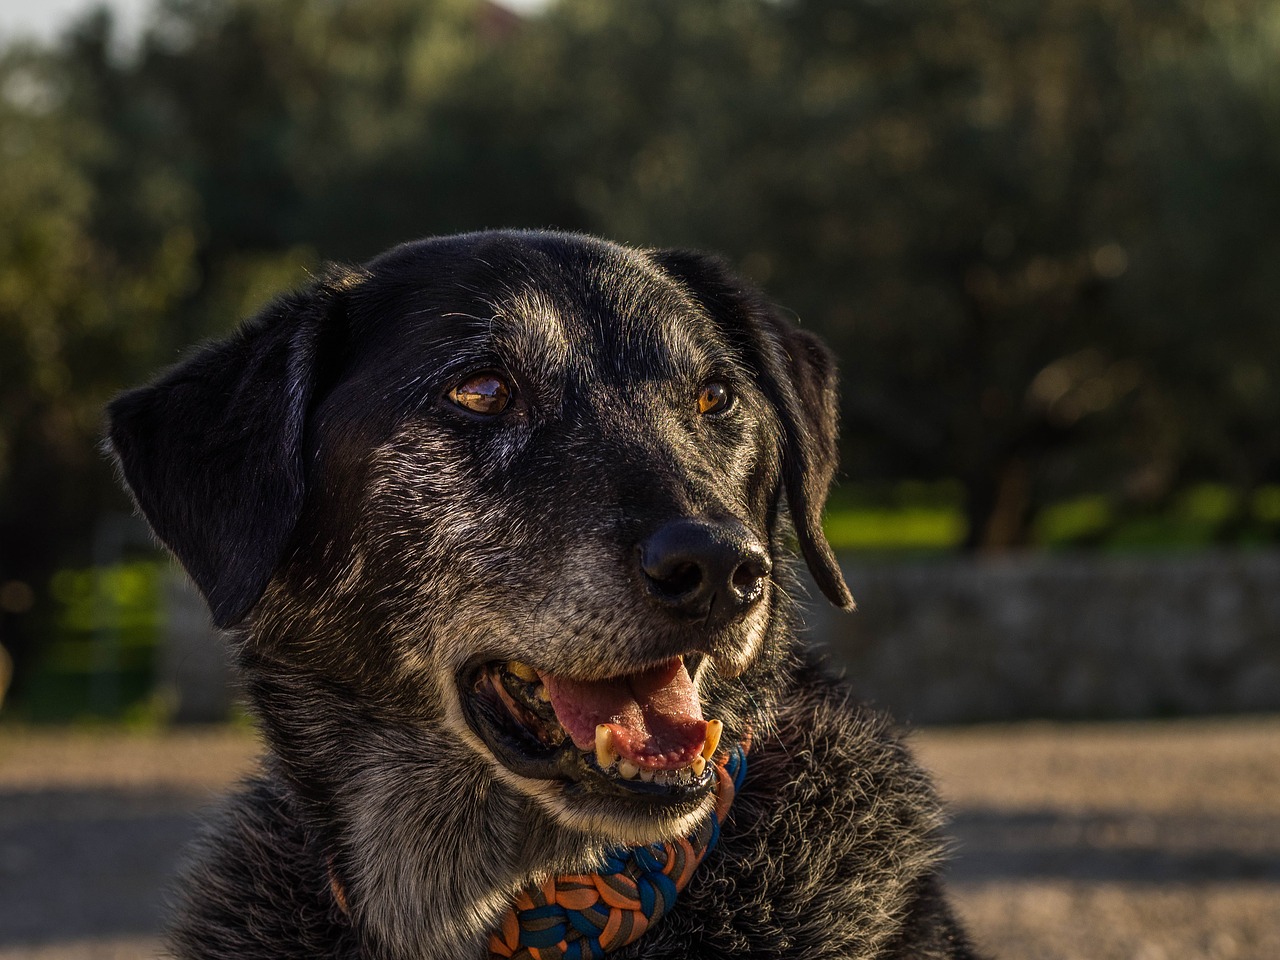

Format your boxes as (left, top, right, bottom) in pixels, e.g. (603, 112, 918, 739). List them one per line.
(18, 561, 164, 722)
(501, 0, 1280, 549)
(0, 32, 202, 666)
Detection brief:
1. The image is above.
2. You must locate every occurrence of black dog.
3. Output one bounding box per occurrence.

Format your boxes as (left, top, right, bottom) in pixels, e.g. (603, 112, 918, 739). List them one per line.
(108, 230, 979, 959)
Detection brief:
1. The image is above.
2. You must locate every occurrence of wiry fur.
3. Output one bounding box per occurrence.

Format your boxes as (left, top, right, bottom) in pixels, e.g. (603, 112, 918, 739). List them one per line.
(107, 230, 980, 959)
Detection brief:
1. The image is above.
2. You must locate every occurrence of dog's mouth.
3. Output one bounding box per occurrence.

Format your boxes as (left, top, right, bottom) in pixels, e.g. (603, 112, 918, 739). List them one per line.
(461, 656, 719, 804)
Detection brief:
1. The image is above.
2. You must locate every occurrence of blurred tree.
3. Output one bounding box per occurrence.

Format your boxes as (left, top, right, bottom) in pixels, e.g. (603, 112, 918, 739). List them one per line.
(0, 19, 200, 677)
(125, 0, 567, 265)
(499, 0, 1280, 548)
(1117, 2, 1280, 535)
(0, 0, 548, 681)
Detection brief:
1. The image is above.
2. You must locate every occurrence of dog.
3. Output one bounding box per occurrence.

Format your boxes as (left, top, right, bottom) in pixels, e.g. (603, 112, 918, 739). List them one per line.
(108, 230, 979, 959)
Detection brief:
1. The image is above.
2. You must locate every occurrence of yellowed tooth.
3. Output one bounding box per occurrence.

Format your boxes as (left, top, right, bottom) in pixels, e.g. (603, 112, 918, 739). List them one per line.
(690, 754, 707, 777)
(595, 724, 615, 768)
(533, 684, 551, 703)
(701, 719, 723, 760)
(617, 758, 640, 779)
(639, 767, 656, 782)
(507, 660, 539, 683)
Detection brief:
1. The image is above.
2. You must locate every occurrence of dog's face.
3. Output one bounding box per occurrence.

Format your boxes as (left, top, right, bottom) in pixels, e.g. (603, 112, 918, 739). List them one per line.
(108, 231, 852, 849)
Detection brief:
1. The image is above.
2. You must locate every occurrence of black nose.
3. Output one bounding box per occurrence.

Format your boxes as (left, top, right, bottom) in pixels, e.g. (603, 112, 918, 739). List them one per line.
(639, 519, 772, 623)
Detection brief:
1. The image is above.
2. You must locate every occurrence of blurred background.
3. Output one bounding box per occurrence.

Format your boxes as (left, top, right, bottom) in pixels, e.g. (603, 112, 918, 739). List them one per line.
(0, 0, 1277, 957)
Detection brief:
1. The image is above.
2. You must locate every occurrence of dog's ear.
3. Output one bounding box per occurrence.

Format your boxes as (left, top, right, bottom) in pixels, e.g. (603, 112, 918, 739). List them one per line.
(651, 250, 855, 610)
(106, 277, 347, 628)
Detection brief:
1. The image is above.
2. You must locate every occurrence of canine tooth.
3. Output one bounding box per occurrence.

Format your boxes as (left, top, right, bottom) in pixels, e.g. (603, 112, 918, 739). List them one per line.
(701, 719, 723, 760)
(617, 759, 640, 779)
(507, 660, 539, 683)
(533, 684, 551, 703)
(690, 755, 706, 777)
(595, 725, 615, 768)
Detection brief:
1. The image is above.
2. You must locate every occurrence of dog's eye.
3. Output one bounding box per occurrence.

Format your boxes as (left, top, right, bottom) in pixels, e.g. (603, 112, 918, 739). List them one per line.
(449, 372, 512, 416)
(697, 382, 732, 415)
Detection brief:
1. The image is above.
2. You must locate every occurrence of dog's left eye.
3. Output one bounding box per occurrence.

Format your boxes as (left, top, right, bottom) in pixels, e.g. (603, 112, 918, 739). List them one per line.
(697, 382, 732, 415)
(449, 372, 512, 416)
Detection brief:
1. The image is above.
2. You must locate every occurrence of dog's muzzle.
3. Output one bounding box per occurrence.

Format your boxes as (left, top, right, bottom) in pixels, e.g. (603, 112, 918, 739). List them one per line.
(461, 657, 721, 806)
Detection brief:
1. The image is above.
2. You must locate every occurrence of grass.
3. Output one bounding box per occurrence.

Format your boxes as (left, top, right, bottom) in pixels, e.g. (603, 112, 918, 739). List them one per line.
(823, 481, 1280, 553)
(1033, 483, 1280, 550)
(823, 506, 966, 551)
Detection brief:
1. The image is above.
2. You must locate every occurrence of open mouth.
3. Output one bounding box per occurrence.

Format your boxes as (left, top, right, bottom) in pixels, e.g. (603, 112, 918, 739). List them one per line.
(461, 656, 721, 804)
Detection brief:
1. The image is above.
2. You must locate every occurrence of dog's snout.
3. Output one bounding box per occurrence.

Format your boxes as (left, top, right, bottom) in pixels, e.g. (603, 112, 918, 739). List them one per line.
(639, 519, 772, 623)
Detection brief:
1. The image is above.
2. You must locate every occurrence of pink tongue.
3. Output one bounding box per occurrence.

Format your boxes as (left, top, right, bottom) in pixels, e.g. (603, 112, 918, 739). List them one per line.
(541, 659, 707, 769)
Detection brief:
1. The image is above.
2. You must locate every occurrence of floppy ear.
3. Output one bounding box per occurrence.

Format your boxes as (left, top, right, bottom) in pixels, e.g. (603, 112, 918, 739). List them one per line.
(106, 281, 344, 628)
(651, 250, 855, 610)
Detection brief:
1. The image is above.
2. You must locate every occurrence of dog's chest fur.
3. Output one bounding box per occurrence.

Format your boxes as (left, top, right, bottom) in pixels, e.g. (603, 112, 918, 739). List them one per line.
(169, 667, 972, 960)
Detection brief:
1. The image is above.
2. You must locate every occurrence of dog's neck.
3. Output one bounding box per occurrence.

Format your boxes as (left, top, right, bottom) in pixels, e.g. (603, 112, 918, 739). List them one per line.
(242, 642, 758, 959)
(242, 659, 536, 958)
(324, 735, 747, 960)
(251, 713, 611, 955)
(489, 745, 746, 958)
(320, 725, 566, 959)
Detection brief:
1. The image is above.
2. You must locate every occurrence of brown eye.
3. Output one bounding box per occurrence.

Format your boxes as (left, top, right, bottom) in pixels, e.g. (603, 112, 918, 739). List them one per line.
(697, 382, 732, 415)
(449, 372, 511, 416)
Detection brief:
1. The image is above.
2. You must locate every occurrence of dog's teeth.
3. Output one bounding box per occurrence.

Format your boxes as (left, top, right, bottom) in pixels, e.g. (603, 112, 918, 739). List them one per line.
(533, 683, 550, 703)
(617, 759, 640, 779)
(595, 725, 615, 768)
(701, 719, 722, 760)
(690, 755, 706, 777)
(506, 660, 539, 683)
(639, 767, 655, 782)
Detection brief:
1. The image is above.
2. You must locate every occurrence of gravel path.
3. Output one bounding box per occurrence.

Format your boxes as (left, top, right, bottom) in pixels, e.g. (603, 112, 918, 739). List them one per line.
(0, 717, 1276, 959)
(915, 718, 1280, 960)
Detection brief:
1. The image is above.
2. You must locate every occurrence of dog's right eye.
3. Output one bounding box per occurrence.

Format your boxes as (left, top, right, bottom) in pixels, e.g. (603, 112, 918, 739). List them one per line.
(449, 372, 512, 416)
(697, 381, 733, 416)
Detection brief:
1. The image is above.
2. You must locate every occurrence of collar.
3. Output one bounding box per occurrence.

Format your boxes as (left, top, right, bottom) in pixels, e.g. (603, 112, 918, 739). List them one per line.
(488, 743, 748, 960)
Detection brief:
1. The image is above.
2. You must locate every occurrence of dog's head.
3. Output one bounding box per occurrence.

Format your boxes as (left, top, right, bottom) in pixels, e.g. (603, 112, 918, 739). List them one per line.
(108, 230, 852, 845)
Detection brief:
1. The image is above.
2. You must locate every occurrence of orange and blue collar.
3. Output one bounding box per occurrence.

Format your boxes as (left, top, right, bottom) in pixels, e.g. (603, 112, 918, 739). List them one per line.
(489, 744, 748, 960)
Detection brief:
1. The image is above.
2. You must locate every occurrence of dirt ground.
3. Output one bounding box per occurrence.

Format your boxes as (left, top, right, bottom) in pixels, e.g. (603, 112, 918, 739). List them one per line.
(0, 716, 1276, 959)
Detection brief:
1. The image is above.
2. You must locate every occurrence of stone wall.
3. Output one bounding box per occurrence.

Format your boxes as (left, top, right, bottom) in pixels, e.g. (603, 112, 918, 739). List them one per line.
(802, 551, 1280, 724)
(159, 551, 1280, 725)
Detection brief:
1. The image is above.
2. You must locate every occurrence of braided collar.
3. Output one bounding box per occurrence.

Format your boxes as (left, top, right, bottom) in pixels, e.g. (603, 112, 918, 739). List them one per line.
(488, 744, 748, 960)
